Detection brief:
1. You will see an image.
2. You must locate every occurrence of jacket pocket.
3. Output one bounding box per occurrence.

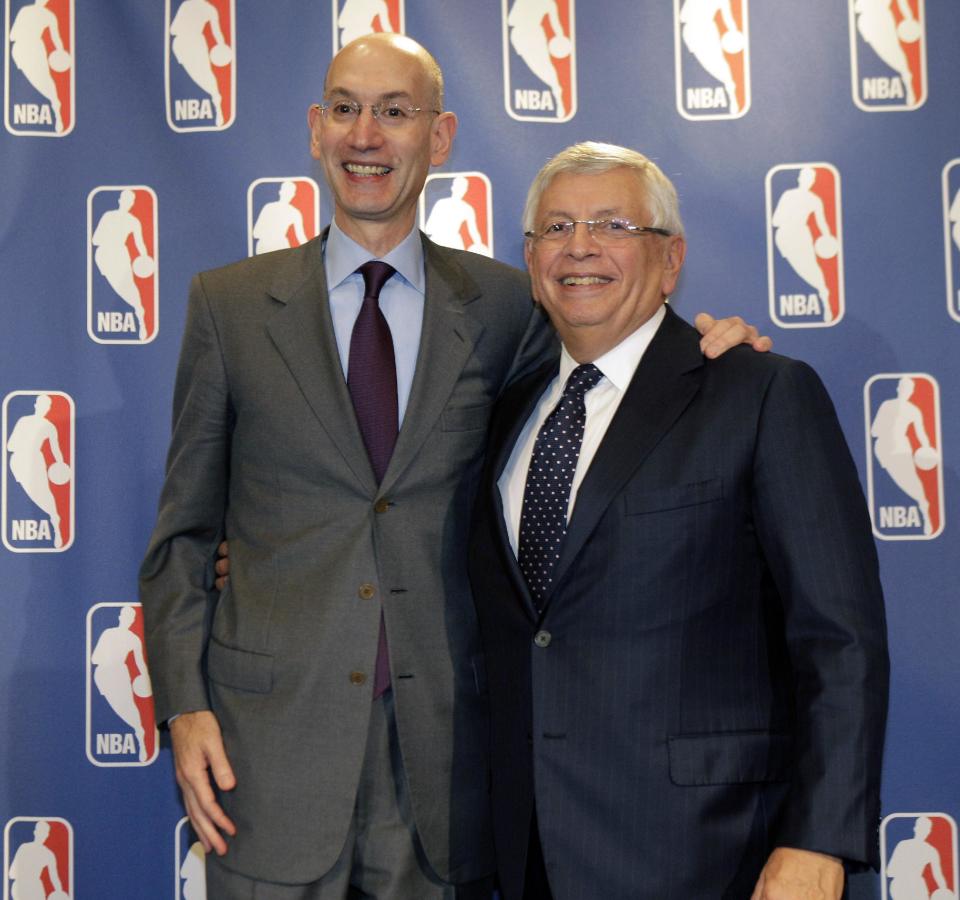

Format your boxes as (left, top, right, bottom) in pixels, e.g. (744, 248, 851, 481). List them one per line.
(624, 477, 723, 515)
(668, 731, 793, 785)
(441, 403, 491, 432)
(207, 638, 274, 694)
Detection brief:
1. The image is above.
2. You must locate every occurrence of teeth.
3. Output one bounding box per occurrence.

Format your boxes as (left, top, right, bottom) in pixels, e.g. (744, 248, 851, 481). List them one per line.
(345, 163, 390, 176)
(562, 276, 609, 286)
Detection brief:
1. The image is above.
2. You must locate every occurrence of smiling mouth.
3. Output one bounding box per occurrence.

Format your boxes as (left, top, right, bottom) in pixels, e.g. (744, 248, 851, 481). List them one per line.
(344, 163, 391, 177)
(561, 275, 611, 286)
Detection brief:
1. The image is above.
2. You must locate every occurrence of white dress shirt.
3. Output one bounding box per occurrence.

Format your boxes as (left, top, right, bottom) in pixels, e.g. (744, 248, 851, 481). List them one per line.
(498, 305, 667, 556)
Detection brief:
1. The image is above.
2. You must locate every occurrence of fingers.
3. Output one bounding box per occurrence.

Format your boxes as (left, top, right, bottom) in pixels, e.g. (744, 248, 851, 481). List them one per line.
(214, 541, 230, 590)
(696, 313, 774, 358)
(170, 711, 237, 856)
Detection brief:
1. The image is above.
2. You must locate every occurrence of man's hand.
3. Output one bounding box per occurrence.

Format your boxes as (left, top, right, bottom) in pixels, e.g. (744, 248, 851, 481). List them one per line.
(695, 312, 773, 358)
(751, 847, 844, 900)
(169, 710, 237, 855)
(214, 540, 229, 591)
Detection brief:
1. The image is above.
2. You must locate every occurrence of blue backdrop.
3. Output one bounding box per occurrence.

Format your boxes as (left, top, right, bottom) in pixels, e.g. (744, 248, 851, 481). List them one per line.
(2, 1, 957, 897)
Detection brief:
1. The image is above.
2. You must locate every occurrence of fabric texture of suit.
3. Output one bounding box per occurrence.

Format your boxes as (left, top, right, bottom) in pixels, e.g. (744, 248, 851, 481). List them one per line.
(139, 232, 552, 885)
(469, 306, 889, 900)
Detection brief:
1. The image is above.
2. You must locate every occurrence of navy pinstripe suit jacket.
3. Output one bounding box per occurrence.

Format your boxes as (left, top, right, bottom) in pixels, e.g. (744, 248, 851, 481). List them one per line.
(469, 306, 889, 900)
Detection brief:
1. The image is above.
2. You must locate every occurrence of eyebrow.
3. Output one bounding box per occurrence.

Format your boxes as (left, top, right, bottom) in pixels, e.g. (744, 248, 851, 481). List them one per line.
(324, 87, 415, 103)
(541, 208, 629, 219)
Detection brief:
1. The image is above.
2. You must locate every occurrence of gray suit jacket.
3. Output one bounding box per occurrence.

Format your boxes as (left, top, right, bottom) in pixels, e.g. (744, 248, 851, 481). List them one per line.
(139, 232, 553, 885)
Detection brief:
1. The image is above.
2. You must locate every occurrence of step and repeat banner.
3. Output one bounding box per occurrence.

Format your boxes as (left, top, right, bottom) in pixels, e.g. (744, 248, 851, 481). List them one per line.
(1, 2, 958, 897)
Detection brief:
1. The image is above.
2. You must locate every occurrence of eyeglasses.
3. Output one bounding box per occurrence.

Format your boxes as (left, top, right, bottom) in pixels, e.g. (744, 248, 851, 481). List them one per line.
(316, 100, 440, 127)
(524, 218, 673, 243)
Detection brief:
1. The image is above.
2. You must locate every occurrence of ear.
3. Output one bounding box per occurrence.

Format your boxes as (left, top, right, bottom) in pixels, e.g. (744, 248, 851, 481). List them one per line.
(307, 104, 322, 158)
(523, 239, 542, 305)
(660, 235, 686, 297)
(429, 111, 458, 166)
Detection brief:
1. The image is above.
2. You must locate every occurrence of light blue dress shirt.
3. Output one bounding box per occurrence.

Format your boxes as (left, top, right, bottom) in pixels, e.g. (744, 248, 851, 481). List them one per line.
(324, 220, 426, 425)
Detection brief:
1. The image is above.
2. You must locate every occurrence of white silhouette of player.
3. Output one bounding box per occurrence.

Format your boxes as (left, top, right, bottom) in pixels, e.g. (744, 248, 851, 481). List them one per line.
(180, 840, 206, 899)
(8, 820, 66, 900)
(679, 0, 744, 115)
(6, 394, 67, 548)
(338, 0, 394, 47)
(886, 815, 952, 899)
(91, 606, 153, 762)
(170, 0, 229, 126)
(507, 0, 568, 118)
(854, 0, 920, 106)
(423, 176, 490, 256)
(871, 376, 937, 536)
(252, 181, 308, 254)
(92, 189, 152, 341)
(771, 167, 837, 323)
(9, 0, 69, 133)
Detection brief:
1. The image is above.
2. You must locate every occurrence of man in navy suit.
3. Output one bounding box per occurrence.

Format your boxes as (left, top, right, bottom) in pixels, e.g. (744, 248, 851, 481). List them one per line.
(469, 142, 889, 900)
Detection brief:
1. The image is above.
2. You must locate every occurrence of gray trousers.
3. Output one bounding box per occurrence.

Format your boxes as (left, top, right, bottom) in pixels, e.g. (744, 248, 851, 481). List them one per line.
(206, 690, 493, 900)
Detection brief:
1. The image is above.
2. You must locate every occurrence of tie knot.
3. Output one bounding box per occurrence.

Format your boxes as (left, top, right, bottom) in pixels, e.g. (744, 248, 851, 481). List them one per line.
(562, 363, 603, 399)
(358, 261, 396, 300)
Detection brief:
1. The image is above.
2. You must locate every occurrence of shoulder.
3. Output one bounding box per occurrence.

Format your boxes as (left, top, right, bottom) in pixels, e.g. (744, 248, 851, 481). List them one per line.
(194, 237, 323, 298)
(423, 238, 530, 297)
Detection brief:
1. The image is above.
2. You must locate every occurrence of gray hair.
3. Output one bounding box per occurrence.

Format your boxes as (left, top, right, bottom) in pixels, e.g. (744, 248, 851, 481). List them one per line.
(522, 142, 684, 238)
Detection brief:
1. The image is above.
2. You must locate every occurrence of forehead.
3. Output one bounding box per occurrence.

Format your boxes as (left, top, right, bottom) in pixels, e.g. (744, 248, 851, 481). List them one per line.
(537, 168, 648, 217)
(325, 43, 430, 100)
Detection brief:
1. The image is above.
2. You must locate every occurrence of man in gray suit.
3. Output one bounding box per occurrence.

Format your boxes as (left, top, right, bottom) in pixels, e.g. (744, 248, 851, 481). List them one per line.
(140, 33, 766, 899)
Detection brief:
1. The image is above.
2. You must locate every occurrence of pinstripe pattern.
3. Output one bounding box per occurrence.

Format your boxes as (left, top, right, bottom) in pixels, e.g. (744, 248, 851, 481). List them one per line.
(469, 307, 888, 899)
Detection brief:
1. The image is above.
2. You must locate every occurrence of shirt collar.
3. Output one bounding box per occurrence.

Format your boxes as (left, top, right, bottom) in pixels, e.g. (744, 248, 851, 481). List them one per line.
(324, 219, 426, 294)
(558, 303, 667, 392)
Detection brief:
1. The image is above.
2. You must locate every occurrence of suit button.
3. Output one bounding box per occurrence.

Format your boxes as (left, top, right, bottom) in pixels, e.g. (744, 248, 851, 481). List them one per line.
(358, 583, 376, 600)
(534, 630, 551, 648)
(374, 498, 390, 514)
(349, 671, 367, 685)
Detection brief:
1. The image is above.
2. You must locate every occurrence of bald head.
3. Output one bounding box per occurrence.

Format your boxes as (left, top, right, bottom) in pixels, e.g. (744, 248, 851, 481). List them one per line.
(326, 32, 444, 112)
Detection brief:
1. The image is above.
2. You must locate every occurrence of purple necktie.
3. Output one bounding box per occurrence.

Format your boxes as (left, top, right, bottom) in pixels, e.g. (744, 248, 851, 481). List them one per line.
(348, 261, 397, 699)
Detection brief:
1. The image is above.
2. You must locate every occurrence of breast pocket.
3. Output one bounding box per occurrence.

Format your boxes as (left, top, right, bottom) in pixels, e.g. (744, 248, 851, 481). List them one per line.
(624, 477, 724, 516)
(441, 403, 491, 432)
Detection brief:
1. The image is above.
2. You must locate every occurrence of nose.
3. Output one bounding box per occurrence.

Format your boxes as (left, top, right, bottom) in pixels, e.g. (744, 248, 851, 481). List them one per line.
(346, 106, 385, 149)
(564, 221, 601, 257)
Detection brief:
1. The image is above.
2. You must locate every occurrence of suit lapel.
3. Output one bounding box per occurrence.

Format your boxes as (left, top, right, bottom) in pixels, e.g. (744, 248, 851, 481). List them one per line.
(377, 237, 486, 492)
(545, 307, 705, 606)
(264, 231, 379, 492)
(487, 358, 560, 620)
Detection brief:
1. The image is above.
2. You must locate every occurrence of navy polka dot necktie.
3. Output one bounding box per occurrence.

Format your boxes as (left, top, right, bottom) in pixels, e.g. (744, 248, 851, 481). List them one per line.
(518, 363, 603, 609)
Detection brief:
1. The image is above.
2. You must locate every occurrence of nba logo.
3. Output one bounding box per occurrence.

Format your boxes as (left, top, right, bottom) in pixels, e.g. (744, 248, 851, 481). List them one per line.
(766, 163, 844, 328)
(881, 813, 958, 899)
(87, 186, 158, 345)
(332, 0, 404, 53)
(4, 0, 74, 136)
(176, 818, 207, 900)
(674, 0, 750, 120)
(864, 373, 944, 540)
(943, 159, 960, 324)
(849, 0, 926, 111)
(165, 0, 235, 132)
(2, 391, 74, 552)
(247, 177, 320, 257)
(86, 603, 158, 767)
(3, 817, 73, 899)
(502, 0, 576, 123)
(419, 172, 493, 258)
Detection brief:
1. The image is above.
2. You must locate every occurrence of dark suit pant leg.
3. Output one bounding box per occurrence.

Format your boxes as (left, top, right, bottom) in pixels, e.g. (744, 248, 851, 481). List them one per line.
(522, 812, 553, 900)
(206, 689, 492, 899)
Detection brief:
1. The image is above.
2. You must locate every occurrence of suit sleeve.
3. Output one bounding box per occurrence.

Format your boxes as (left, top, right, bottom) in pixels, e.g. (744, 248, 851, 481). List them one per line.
(139, 273, 231, 723)
(751, 359, 889, 870)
